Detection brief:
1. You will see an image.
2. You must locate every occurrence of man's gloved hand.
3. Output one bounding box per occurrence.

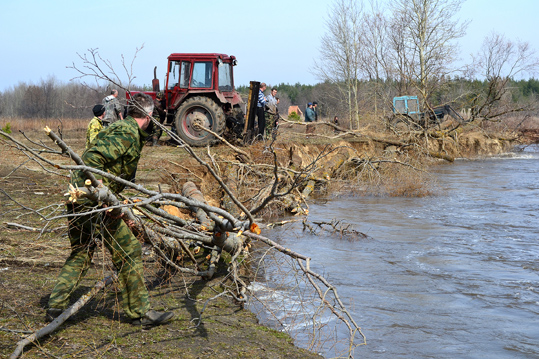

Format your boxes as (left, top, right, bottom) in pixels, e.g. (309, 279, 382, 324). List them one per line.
(124, 218, 136, 229)
(103, 205, 137, 229)
(103, 204, 124, 220)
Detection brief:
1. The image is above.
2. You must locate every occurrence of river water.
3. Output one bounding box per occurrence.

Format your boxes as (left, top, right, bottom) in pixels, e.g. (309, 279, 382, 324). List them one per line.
(252, 145, 539, 358)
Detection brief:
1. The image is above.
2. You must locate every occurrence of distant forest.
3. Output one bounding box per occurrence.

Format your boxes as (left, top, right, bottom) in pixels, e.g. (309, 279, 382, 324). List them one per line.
(0, 76, 538, 125)
(0, 78, 147, 120)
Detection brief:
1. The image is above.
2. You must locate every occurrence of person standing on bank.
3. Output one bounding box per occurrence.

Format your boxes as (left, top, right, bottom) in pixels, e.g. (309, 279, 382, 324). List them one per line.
(266, 87, 278, 108)
(265, 88, 279, 139)
(256, 82, 267, 138)
(333, 116, 339, 134)
(47, 93, 174, 326)
(305, 102, 315, 123)
(312, 101, 319, 121)
(150, 92, 166, 146)
(102, 89, 124, 126)
(85, 104, 106, 150)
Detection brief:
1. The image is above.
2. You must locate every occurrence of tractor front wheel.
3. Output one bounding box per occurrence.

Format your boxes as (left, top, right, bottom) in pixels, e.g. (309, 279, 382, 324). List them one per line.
(174, 96, 225, 147)
(389, 114, 422, 132)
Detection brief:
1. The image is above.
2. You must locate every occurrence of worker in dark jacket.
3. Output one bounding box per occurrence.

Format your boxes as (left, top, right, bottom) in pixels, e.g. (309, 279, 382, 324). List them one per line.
(256, 82, 267, 137)
(150, 92, 166, 146)
(102, 89, 124, 126)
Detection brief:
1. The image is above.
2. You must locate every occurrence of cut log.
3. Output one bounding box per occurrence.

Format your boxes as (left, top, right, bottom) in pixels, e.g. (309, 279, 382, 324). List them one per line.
(182, 181, 212, 229)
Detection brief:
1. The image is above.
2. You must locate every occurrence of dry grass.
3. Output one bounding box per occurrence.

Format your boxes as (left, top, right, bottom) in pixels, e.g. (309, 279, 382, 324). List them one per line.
(0, 117, 88, 134)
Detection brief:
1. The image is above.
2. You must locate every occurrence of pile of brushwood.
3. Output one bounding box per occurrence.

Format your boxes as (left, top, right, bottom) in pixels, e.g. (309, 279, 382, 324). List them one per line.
(0, 119, 370, 359)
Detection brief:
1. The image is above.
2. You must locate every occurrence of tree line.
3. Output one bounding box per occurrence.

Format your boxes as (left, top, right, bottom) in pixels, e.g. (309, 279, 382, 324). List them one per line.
(309, 0, 539, 129)
(1, 75, 538, 127)
(0, 77, 146, 120)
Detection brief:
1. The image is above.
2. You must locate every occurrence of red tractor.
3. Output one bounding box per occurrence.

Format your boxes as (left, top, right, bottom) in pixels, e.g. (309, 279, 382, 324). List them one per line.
(130, 53, 245, 146)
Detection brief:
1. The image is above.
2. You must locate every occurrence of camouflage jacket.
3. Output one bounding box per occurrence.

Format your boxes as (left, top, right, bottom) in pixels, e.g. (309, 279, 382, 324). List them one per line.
(102, 95, 123, 124)
(71, 116, 149, 194)
(85, 116, 104, 150)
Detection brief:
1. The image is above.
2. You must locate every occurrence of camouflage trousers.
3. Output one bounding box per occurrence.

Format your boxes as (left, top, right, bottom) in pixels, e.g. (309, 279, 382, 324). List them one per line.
(48, 203, 150, 319)
(264, 112, 279, 140)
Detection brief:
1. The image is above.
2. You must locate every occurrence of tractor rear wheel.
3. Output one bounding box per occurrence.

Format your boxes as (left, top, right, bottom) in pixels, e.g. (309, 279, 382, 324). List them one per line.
(175, 96, 226, 146)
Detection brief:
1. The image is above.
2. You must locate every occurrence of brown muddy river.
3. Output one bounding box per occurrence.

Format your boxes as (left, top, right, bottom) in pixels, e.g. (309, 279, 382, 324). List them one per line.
(253, 145, 539, 358)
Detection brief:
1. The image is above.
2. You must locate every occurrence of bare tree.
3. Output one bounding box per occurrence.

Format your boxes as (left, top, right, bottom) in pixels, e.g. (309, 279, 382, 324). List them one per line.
(361, 1, 392, 118)
(314, 0, 468, 128)
(388, 0, 469, 106)
(387, 9, 414, 96)
(313, 0, 365, 129)
(467, 32, 539, 120)
(19, 85, 46, 118)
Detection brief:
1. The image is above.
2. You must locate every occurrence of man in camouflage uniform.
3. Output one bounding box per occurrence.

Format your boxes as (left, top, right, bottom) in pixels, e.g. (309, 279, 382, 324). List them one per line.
(265, 88, 279, 140)
(102, 89, 124, 126)
(47, 93, 174, 326)
(85, 104, 106, 150)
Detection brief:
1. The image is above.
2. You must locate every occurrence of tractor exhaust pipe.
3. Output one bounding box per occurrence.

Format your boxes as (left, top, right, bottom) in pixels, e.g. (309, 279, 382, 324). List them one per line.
(152, 66, 160, 92)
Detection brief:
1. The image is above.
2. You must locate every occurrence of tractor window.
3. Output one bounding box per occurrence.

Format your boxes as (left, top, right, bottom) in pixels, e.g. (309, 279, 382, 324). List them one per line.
(191, 62, 212, 88)
(394, 99, 406, 114)
(407, 99, 419, 114)
(180, 62, 191, 88)
(218, 63, 233, 91)
(168, 61, 181, 89)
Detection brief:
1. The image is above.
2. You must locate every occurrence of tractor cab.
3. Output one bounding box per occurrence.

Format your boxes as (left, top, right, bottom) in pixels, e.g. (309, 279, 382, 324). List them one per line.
(145, 53, 244, 146)
(393, 96, 421, 120)
(389, 95, 465, 130)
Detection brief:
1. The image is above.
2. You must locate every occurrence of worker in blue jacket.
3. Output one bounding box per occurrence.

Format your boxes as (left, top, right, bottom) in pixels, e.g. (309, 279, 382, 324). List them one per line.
(305, 102, 315, 123)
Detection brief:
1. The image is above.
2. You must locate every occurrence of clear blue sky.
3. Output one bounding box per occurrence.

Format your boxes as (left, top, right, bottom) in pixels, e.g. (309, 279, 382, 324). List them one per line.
(0, 0, 537, 92)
